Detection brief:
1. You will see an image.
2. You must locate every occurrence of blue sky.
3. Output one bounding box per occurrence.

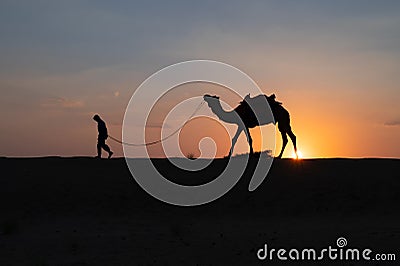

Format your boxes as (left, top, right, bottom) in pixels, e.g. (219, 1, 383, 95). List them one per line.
(2, 1, 399, 75)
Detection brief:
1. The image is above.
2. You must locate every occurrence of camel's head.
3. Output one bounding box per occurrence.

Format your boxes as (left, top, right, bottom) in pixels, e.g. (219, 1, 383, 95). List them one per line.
(203, 94, 220, 107)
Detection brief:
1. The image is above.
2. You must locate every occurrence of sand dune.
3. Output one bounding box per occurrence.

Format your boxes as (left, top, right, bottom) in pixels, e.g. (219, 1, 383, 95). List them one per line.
(0, 158, 399, 265)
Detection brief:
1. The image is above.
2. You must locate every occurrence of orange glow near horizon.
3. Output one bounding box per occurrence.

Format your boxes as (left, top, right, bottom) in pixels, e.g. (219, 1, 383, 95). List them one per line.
(1, 75, 399, 158)
(293, 150, 303, 160)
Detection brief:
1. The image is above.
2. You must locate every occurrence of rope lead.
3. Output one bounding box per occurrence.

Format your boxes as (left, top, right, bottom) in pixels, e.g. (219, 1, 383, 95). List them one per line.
(108, 101, 205, 147)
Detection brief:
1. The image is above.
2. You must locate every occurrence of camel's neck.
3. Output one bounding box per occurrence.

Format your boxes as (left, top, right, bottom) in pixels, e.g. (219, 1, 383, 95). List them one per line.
(208, 100, 238, 124)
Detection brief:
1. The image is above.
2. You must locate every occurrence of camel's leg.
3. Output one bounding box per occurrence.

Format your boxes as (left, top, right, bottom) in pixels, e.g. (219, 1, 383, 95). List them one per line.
(229, 126, 243, 157)
(277, 132, 288, 158)
(287, 129, 297, 157)
(244, 127, 253, 154)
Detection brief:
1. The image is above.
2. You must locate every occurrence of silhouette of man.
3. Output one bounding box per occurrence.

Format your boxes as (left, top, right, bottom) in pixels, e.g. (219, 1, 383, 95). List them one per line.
(93, 114, 113, 159)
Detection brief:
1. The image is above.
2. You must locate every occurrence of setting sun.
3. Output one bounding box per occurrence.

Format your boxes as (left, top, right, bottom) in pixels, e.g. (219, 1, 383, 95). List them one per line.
(293, 150, 304, 160)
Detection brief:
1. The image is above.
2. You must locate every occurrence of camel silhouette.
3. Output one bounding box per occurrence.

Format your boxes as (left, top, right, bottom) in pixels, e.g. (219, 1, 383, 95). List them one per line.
(203, 93, 297, 158)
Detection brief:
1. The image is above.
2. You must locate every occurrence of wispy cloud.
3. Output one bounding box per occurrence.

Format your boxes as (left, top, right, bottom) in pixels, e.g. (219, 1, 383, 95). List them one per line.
(384, 119, 400, 126)
(41, 97, 84, 109)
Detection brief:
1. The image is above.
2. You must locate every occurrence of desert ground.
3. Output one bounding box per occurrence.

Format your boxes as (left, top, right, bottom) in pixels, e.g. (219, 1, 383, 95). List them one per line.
(0, 157, 399, 265)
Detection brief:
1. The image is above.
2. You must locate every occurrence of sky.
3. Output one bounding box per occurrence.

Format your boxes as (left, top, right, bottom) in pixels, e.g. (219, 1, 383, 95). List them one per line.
(0, 0, 399, 158)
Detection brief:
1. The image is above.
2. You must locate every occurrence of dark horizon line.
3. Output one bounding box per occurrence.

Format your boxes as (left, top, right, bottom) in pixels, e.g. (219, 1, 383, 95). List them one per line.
(1, 156, 399, 160)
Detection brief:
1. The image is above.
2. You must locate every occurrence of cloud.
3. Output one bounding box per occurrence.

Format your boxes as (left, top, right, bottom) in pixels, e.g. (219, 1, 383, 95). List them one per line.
(41, 97, 84, 109)
(384, 119, 400, 126)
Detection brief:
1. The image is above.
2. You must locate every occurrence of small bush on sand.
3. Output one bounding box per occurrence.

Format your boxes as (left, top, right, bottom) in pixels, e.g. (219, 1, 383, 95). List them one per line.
(186, 153, 196, 160)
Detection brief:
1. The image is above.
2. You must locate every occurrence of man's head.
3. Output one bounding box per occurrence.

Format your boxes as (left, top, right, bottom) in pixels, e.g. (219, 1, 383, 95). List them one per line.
(93, 114, 101, 122)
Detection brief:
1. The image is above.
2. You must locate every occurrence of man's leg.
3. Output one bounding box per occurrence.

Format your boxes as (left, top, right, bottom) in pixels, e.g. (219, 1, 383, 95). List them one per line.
(101, 138, 113, 159)
(96, 138, 103, 158)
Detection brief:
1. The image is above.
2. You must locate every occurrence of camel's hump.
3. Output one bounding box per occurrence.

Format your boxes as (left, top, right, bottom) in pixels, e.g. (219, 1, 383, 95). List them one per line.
(241, 94, 270, 109)
(241, 94, 275, 125)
